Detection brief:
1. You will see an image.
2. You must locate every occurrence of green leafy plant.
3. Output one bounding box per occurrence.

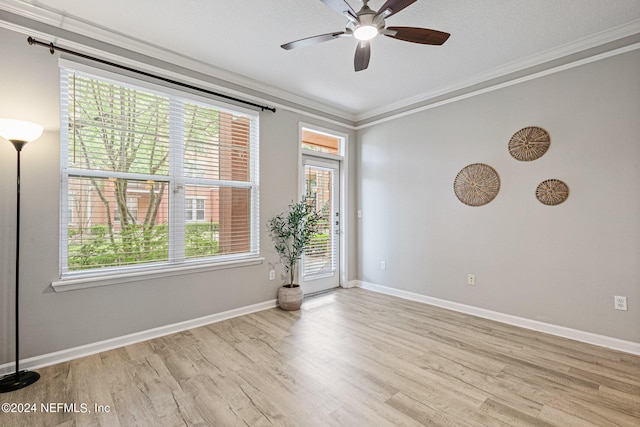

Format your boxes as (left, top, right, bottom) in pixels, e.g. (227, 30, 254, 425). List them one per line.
(67, 222, 223, 270)
(267, 198, 322, 287)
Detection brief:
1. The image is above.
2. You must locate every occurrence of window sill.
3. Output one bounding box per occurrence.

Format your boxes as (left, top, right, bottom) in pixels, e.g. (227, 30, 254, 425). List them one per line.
(51, 256, 265, 292)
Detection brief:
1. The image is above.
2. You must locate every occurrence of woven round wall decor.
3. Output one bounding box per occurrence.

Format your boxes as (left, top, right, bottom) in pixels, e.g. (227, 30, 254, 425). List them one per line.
(508, 126, 550, 161)
(453, 163, 500, 206)
(536, 179, 569, 205)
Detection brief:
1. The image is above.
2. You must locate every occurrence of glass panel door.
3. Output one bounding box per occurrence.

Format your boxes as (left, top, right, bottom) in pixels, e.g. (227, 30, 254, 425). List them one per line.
(301, 159, 340, 293)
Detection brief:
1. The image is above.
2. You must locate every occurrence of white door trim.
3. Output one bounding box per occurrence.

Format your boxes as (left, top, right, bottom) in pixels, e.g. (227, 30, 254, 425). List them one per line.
(301, 159, 340, 294)
(298, 123, 348, 292)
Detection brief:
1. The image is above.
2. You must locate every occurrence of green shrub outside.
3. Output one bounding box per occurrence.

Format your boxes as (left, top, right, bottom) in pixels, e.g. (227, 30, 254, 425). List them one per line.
(68, 221, 220, 270)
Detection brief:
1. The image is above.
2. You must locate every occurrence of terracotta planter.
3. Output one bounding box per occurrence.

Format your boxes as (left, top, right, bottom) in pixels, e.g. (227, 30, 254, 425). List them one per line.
(278, 285, 303, 311)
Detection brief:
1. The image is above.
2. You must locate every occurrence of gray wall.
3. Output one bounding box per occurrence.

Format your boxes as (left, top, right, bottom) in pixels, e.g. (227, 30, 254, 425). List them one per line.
(357, 49, 640, 343)
(1, 16, 638, 366)
(0, 25, 356, 363)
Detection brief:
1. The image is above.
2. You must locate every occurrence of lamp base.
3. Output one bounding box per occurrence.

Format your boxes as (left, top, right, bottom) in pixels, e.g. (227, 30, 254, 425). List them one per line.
(0, 370, 40, 393)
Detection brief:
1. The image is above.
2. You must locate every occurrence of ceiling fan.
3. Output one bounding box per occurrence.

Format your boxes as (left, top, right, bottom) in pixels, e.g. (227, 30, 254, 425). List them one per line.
(281, 0, 450, 72)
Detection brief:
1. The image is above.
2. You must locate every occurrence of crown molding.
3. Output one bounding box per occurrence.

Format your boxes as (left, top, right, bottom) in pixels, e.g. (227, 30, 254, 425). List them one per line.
(354, 41, 640, 129)
(2, 1, 638, 127)
(355, 18, 640, 123)
(0, 0, 356, 123)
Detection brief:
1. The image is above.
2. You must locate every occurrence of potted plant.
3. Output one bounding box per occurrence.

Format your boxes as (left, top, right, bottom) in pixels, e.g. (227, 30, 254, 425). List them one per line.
(267, 197, 321, 310)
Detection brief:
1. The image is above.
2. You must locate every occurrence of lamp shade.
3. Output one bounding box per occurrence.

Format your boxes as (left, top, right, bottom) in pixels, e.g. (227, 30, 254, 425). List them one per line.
(0, 118, 44, 143)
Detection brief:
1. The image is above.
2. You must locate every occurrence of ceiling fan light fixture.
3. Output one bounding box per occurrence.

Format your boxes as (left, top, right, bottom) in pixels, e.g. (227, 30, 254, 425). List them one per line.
(281, 0, 450, 71)
(353, 25, 378, 41)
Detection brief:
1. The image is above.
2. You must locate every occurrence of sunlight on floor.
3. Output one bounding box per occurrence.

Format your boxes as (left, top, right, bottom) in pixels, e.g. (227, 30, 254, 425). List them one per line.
(302, 292, 337, 309)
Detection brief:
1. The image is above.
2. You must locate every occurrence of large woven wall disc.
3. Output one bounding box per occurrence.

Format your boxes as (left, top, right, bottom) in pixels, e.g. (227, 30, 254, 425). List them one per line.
(454, 163, 501, 206)
(536, 179, 569, 205)
(508, 126, 550, 161)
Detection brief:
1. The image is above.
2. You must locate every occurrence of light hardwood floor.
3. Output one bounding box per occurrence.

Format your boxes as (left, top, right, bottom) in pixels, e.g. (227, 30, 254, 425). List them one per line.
(2, 288, 639, 426)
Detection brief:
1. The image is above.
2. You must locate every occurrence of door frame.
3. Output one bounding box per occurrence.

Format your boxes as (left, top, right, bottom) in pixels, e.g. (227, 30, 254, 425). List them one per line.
(301, 158, 340, 293)
(298, 122, 348, 291)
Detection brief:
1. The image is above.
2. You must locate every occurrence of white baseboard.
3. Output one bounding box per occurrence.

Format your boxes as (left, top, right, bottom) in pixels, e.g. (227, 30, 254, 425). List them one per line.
(355, 280, 640, 356)
(1, 299, 278, 376)
(4, 283, 637, 375)
(342, 280, 359, 289)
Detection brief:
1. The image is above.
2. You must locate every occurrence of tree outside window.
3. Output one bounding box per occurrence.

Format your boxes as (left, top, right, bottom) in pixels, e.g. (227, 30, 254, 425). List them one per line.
(60, 68, 259, 274)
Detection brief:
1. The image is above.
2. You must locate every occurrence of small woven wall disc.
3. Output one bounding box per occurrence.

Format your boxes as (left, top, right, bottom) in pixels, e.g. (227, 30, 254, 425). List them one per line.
(508, 126, 550, 161)
(453, 163, 500, 206)
(536, 179, 569, 205)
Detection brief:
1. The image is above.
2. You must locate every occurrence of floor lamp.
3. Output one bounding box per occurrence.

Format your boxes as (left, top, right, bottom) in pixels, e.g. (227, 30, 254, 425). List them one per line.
(0, 118, 44, 393)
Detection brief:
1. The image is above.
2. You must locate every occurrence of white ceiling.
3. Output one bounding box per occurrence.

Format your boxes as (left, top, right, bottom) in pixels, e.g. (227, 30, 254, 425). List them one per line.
(3, 0, 640, 120)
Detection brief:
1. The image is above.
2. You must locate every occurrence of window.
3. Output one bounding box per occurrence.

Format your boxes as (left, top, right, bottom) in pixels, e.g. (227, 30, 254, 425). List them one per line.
(59, 65, 259, 277)
(185, 198, 206, 221)
(301, 128, 341, 155)
(67, 194, 75, 225)
(114, 198, 138, 223)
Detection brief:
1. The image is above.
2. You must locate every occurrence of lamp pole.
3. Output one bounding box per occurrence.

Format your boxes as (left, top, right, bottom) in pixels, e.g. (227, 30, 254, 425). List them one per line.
(0, 119, 43, 393)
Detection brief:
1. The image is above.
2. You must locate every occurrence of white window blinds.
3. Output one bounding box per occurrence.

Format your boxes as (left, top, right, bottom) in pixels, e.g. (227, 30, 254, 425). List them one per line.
(303, 164, 337, 279)
(60, 66, 259, 276)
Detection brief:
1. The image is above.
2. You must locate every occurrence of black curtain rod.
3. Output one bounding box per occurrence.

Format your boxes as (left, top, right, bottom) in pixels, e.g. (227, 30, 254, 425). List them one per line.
(27, 36, 276, 113)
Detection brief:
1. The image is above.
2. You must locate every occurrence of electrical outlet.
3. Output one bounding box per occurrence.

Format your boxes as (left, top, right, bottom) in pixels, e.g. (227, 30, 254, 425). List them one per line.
(467, 274, 475, 285)
(380, 261, 386, 270)
(614, 295, 627, 311)
(269, 270, 275, 281)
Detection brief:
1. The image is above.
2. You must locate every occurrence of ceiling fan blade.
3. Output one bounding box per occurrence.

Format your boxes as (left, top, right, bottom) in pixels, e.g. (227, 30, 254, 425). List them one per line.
(385, 27, 450, 45)
(320, 0, 356, 16)
(377, 0, 417, 18)
(354, 41, 371, 72)
(281, 31, 346, 50)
